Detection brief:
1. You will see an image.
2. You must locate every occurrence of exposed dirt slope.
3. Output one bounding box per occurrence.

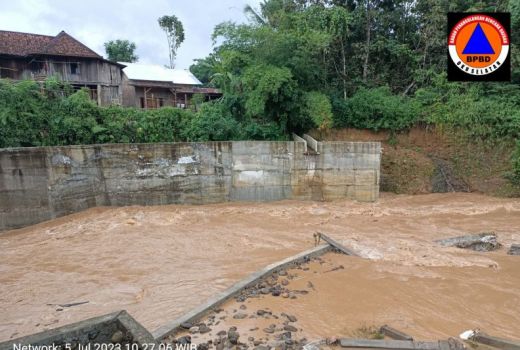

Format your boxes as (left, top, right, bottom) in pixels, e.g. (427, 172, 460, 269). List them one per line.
(311, 127, 519, 196)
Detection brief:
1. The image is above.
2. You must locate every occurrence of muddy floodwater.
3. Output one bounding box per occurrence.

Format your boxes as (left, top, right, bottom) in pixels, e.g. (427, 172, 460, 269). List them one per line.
(1, 193, 520, 342)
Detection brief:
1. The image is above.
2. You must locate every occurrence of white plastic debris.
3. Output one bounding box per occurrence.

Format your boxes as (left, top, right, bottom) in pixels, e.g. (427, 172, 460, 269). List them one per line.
(303, 340, 326, 350)
(459, 330, 476, 340)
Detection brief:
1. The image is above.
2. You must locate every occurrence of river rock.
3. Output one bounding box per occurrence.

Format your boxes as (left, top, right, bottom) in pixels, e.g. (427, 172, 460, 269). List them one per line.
(189, 326, 199, 334)
(178, 336, 191, 344)
(111, 331, 124, 343)
(260, 288, 271, 294)
(254, 346, 270, 350)
(286, 315, 297, 322)
(263, 327, 275, 334)
(197, 343, 209, 350)
(271, 290, 281, 297)
(180, 322, 193, 329)
(228, 330, 240, 344)
(283, 325, 297, 332)
(281, 279, 289, 286)
(278, 270, 287, 276)
(199, 324, 211, 334)
(240, 304, 247, 310)
(281, 332, 291, 340)
(508, 244, 520, 255)
(217, 330, 227, 337)
(234, 312, 248, 319)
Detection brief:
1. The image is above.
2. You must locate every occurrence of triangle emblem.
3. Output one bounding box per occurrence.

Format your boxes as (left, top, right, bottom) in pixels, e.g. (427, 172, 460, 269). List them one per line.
(462, 23, 495, 55)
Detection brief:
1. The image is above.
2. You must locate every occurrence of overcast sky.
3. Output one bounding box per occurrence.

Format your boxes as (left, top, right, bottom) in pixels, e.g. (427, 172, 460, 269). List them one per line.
(0, 0, 261, 70)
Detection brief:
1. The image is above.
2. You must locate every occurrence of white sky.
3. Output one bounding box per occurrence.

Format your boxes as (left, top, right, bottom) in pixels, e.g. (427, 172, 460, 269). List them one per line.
(0, 0, 262, 69)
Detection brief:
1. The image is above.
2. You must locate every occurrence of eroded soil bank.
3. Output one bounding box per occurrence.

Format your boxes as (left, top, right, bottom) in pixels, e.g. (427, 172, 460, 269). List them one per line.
(310, 127, 520, 197)
(1, 193, 519, 342)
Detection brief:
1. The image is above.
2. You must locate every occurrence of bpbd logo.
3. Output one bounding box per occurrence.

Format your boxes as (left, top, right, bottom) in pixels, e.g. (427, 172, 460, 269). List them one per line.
(448, 13, 511, 81)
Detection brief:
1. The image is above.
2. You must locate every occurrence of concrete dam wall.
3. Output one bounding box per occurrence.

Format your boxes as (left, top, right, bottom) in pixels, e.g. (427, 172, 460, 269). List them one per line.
(0, 140, 381, 231)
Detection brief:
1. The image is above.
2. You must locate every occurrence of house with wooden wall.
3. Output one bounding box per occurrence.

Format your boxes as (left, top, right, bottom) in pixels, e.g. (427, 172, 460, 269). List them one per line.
(121, 62, 221, 109)
(0, 30, 124, 105)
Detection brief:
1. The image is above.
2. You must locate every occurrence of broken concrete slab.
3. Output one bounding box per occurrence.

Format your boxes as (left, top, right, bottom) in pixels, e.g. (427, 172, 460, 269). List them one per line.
(339, 338, 450, 349)
(508, 244, 520, 256)
(439, 339, 466, 350)
(318, 232, 359, 257)
(0, 311, 157, 350)
(471, 332, 520, 350)
(435, 232, 501, 252)
(379, 325, 413, 341)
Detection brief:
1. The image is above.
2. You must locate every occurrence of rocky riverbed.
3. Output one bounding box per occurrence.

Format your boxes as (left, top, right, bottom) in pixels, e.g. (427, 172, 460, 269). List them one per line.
(168, 256, 335, 350)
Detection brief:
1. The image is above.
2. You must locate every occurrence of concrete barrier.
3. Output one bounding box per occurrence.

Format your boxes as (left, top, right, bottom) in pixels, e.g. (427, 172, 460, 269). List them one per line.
(0, 140, 381, 231)
(303, 134, 319, 154)
(0, 311, 157, 350)
(292, 133, 308, 153)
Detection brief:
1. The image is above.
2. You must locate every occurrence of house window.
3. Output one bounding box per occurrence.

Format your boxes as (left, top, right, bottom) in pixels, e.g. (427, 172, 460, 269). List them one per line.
(70, 63, 79, 75)
(0, 67, 15, 79)
(30, 61, 44, 73)
(159, 98, 164, 107)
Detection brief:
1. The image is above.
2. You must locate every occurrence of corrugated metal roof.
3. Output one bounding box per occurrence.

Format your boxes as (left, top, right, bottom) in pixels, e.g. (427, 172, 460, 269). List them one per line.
(121, 62, 202, 85)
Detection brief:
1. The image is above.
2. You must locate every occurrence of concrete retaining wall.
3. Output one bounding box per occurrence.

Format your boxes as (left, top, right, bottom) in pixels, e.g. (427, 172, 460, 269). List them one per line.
(0, 311, 157, 349)
(0, 141, 380, 231)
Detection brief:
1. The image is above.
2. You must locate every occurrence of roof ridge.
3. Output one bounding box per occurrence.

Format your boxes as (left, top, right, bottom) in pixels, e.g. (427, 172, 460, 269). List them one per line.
(0, 29, 54, 38)
(42, 30, 101, 58)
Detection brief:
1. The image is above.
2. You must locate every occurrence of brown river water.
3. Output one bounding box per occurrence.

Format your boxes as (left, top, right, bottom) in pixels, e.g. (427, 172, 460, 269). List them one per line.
(0, 193, 519, 342)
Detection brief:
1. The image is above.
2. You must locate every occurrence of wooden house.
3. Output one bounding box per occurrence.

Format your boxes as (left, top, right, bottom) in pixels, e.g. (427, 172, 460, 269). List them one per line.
(121, 62, 221, 109)
(0, 30, 125, 105)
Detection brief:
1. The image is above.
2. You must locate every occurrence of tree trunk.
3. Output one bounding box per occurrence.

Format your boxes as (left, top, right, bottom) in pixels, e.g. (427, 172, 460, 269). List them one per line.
(340, 39, 347, 100)
(362, 1, 371, 83)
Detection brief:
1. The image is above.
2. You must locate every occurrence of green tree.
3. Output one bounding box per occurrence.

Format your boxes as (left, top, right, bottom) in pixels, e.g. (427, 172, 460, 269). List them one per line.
(190, 54, 218, 85)
(104, 40, 138, 62)
(158, 15, 185, 68)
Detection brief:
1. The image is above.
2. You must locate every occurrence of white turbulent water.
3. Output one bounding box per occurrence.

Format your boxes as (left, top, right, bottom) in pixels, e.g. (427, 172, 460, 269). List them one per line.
(0, 193, 519, 341)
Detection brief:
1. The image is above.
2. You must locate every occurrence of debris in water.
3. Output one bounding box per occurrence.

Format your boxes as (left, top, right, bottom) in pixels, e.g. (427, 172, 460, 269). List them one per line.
(459, 329, 475, 340)
(46, 301, 89, 308)
(508, 244, 520, 256)
(435, 232, 501, 252)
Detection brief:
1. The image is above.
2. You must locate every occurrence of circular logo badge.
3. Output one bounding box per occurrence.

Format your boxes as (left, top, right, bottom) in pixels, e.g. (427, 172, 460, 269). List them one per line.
(448, 14, 509, 75)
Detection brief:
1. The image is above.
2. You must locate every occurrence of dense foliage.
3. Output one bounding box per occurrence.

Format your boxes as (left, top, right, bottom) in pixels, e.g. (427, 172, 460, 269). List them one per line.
(188, 0, 520, 139)
(0, 79, 289, 148)
(104, 40, 138, 62)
